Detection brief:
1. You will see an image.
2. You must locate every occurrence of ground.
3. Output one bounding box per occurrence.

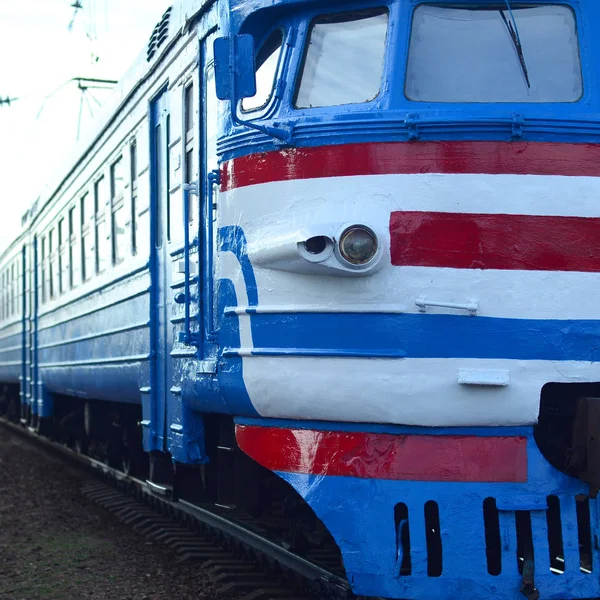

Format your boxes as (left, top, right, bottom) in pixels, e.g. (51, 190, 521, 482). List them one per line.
(0, 432, 234, 600)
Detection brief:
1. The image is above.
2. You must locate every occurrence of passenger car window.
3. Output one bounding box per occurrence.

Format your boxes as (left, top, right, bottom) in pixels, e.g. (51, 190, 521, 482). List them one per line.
(40, 237, 46, 303)
(295, 10, 388, 109)
(95, 177, 109, 274)
(406, 4, 582, 103)
(111, 156, 127, 264)
(242, 29, 284, 112)
(130, 141, 138, 255)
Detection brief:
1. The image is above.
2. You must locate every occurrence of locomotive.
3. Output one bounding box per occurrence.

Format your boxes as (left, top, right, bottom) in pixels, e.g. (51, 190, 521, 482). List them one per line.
(1, 0, 600, 598)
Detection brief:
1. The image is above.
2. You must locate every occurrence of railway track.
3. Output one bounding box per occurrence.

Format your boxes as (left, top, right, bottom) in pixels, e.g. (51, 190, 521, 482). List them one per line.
(0, 417, 371, 600)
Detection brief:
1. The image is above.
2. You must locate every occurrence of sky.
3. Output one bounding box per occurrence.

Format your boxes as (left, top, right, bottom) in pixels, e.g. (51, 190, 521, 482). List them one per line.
(0, 0, 171, 252)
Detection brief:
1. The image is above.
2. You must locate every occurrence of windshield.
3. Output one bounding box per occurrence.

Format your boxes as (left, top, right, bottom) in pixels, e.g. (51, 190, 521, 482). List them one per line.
(295, 10, 388, 109)
(406, 4, 582, 103)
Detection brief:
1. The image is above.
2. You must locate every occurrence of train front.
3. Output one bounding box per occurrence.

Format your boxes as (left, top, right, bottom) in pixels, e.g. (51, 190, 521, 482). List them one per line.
(215, 1, 600, 598)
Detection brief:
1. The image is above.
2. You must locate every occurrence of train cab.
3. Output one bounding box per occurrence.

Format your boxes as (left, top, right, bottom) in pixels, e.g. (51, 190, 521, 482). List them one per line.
(211, 1, 600, 599)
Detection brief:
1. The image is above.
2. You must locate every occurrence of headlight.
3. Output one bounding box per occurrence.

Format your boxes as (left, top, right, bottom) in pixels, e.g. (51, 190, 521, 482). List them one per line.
(338, 226, 378, 265)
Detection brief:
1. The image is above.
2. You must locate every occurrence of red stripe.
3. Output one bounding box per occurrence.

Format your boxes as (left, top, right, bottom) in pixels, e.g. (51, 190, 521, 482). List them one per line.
(235, 425, 527, 483)
(221, 141, 600, 191)
(390, 211, 600, 272)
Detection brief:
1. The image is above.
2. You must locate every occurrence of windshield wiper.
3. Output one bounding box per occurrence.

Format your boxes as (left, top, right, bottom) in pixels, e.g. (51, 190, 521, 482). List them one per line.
(499, 1, 531, 89)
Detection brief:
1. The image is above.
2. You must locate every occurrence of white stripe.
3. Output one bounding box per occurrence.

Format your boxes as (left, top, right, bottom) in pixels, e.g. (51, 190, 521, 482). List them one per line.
(216, 173, 600, 428)
(218, 172, 600, 321)
(225, 172, 600, 218)
(241, 356, 600, 427)
(230, 266, 600, 321)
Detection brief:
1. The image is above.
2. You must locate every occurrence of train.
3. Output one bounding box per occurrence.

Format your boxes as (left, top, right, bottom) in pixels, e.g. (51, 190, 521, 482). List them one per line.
(1, 0, 600, 598)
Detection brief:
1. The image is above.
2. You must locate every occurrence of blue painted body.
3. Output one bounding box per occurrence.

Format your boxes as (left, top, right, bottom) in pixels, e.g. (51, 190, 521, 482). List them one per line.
(233, 417, 597, 599)
(275, 426, 595, 600)
(1, 0, 600, 598)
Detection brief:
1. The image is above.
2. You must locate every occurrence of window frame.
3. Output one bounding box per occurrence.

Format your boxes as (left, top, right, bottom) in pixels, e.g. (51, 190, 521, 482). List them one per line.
(58, 217, 66, 296)
(68, 204, 78, 290)
(231, 0, 590, 131)
(40, 236, 47, 304)
(48, 228, 55, 300)
(403, 2, 584, 105)
(293, 8, 390, 110)
(241, 27, 286, 115)
(1, 270, 4, 321)
(80, 192, 92, 283)
(110, 155, 126, 265)
(94, 175, 108, 275)
(130, 140, 138, 256)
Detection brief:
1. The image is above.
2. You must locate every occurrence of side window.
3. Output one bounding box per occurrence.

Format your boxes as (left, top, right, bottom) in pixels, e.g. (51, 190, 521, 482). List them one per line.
(5, 268, 8, 319)
(10, 263, 15, 316)
(3, 269, 7, 320)
(295, 10, 388, 109)
(58, 218, 66, 295)
(95, 177, 108, 274)
(130, 141, 138, 255)
(68, 206, 79, 288)
(81, 193, 92, 282)
(242, 29, 284, 112)
(4, 267, 9, 318)
(1, 271, 4, 321)
(136, 131, 150, 258)
(111, 157, 127, 264)
(48, 228, 55, 300)
(205, 66, 218, 174)
(40, 236, 47, 304)
(1, 270, 4, 321)
(5, 268, 9, 319)
(15, 260, 20, 318)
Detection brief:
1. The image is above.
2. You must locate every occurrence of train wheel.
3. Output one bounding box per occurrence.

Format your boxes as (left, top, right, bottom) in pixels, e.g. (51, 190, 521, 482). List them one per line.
(34, 416, 54, 438)
(74, 436, 88, 455)
(120, 421, 147, 477)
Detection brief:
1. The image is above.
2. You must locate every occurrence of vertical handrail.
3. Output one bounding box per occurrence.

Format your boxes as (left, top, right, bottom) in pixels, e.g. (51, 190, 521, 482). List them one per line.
(206, 169, 220, 342)
(182, 182, 198, 345)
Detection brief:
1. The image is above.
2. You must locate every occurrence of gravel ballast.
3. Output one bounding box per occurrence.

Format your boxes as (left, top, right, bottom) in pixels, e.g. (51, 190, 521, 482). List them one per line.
(0, 430, 236, 600)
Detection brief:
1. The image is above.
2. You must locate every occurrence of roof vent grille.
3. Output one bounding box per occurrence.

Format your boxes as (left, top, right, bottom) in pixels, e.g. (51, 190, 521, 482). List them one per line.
(147, 6, 172, 62)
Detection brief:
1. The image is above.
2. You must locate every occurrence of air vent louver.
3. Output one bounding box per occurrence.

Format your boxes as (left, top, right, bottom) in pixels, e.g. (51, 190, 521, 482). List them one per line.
(147, 6, 172, 62)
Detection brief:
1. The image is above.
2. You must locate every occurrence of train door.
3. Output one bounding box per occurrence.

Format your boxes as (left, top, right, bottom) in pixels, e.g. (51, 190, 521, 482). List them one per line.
(155, 30, 220, 472)
(148, 88, 173, 468)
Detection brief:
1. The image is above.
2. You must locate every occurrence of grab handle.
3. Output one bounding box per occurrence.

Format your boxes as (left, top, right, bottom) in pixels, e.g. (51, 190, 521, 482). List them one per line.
(415, 297, 478, 316)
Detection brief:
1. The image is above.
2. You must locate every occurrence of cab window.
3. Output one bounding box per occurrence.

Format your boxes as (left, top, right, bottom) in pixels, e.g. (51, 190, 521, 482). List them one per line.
(242, 29, 284, 112)
(295, 9, 388, 109)
(406, 4, 582, 103)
